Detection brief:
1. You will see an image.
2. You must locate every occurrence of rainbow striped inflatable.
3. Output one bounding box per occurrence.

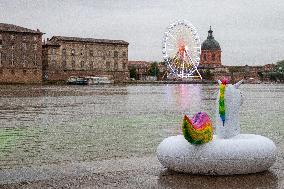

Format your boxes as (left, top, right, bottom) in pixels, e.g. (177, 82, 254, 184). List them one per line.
(182, 112, 213, 145)
(219, 79, 228, 126)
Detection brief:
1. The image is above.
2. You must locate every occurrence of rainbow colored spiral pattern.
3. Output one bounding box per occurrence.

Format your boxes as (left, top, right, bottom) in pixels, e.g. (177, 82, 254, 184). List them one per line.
(219, 80, 228, 126)
(182, 112, 213, 145)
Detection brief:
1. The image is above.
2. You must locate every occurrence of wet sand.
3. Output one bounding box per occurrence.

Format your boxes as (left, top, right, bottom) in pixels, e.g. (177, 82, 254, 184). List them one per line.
(0, 155, 283, 189)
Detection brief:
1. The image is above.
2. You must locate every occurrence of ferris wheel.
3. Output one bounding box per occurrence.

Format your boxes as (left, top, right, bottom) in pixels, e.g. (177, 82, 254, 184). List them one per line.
(162, 20, 202, 79)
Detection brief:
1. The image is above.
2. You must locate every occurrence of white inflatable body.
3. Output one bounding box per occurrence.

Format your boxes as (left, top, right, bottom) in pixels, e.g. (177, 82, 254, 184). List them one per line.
(157, 135, 276, 175)
(157, 80, 277, 175)
(215, 84, 242, 138)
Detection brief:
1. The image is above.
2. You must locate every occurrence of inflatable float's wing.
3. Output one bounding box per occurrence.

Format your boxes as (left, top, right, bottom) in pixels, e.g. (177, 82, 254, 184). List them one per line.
(182, 112, 213, 145)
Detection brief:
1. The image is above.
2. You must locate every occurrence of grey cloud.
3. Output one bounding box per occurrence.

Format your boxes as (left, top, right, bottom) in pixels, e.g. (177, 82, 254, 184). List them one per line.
(0, 0, 283, 65)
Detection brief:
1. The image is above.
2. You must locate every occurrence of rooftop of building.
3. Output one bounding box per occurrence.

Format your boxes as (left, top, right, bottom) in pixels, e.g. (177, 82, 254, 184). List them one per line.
(0, 23, 43, 34)
(201, 26, 221, 51)
(128, 61, 150, 67)
(45, 36, 129, 46)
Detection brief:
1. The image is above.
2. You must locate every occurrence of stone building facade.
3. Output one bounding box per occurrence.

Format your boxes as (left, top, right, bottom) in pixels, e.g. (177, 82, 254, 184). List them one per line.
(42, 36, 129, 82)
(128, 61, 149, 80)
(198, 27, 226, 81)
(0, 23, 43, 84)
(200, 27, 222, 68)
(227, 65, 264, 83)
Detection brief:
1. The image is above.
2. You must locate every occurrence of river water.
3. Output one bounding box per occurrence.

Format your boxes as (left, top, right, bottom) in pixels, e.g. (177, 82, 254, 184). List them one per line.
(0, 84, 283, 173)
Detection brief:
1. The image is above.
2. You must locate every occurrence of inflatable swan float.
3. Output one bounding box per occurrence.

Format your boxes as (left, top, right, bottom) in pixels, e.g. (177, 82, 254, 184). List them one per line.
(157, 80, 276, 175)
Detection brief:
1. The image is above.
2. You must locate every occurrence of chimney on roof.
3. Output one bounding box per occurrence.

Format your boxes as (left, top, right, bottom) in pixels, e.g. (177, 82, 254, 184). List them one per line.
(37, 29, 40, 32)
(47, 38, 49, 41)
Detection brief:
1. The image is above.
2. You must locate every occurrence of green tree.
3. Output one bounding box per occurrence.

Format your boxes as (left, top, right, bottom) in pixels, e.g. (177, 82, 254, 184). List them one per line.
(265, 60, 284, 82)
(276, 60, 284, 72)
(129, 66, 137, 79)
(257, 71, 264, 81)
(202, 69, 214, 80)
(148, 62, 160, 76)
(267, 71, 284, 82)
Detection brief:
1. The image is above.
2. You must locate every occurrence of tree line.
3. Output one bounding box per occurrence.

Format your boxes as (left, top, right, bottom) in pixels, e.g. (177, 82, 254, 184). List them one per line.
(129, 62, 162, 80)
(261, 60, 284, 82)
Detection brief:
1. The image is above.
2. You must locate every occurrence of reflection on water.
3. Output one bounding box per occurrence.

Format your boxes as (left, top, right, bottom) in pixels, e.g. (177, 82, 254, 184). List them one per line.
(0, 84, 283, 171)
(166, 84, 201, 114)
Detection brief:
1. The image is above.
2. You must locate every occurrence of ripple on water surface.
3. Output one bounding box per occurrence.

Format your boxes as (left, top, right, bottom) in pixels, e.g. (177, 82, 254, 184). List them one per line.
(0, 84, 283, 170)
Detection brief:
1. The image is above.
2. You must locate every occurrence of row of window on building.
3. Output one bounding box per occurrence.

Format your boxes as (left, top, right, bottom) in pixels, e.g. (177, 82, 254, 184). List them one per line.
(0, 34, 38, 41)
(0, 43, 38, 50)
(0, 34, 38, 50)
(51, 48, 126, 58)
(0, 69, 38, 75)
(51, 59, 127, 70)
(0, 53, 126, 69)
(203, 53, 221, 61)
(0, 52, 38, 66)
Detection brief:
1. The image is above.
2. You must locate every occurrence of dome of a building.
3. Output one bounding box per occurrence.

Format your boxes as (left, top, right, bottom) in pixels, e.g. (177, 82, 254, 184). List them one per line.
(201, 26, 221, 50)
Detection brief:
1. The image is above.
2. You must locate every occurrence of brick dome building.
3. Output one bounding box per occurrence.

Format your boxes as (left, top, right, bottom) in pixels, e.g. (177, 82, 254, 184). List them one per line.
(200, 26, 222, 67)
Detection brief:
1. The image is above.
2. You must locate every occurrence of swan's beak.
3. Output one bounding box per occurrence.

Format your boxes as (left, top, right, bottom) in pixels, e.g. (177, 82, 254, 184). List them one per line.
(234, 79, 244, 89)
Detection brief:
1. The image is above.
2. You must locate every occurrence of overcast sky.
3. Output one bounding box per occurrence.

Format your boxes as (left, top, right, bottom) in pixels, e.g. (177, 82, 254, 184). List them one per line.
(1, 0, 284, 66)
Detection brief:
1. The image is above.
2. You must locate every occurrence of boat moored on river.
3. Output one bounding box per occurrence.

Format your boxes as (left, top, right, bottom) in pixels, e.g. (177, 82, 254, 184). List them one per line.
(67, 76, 88, 85)
(67, 76, 114, 85)
(86, 76, 114, 85)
